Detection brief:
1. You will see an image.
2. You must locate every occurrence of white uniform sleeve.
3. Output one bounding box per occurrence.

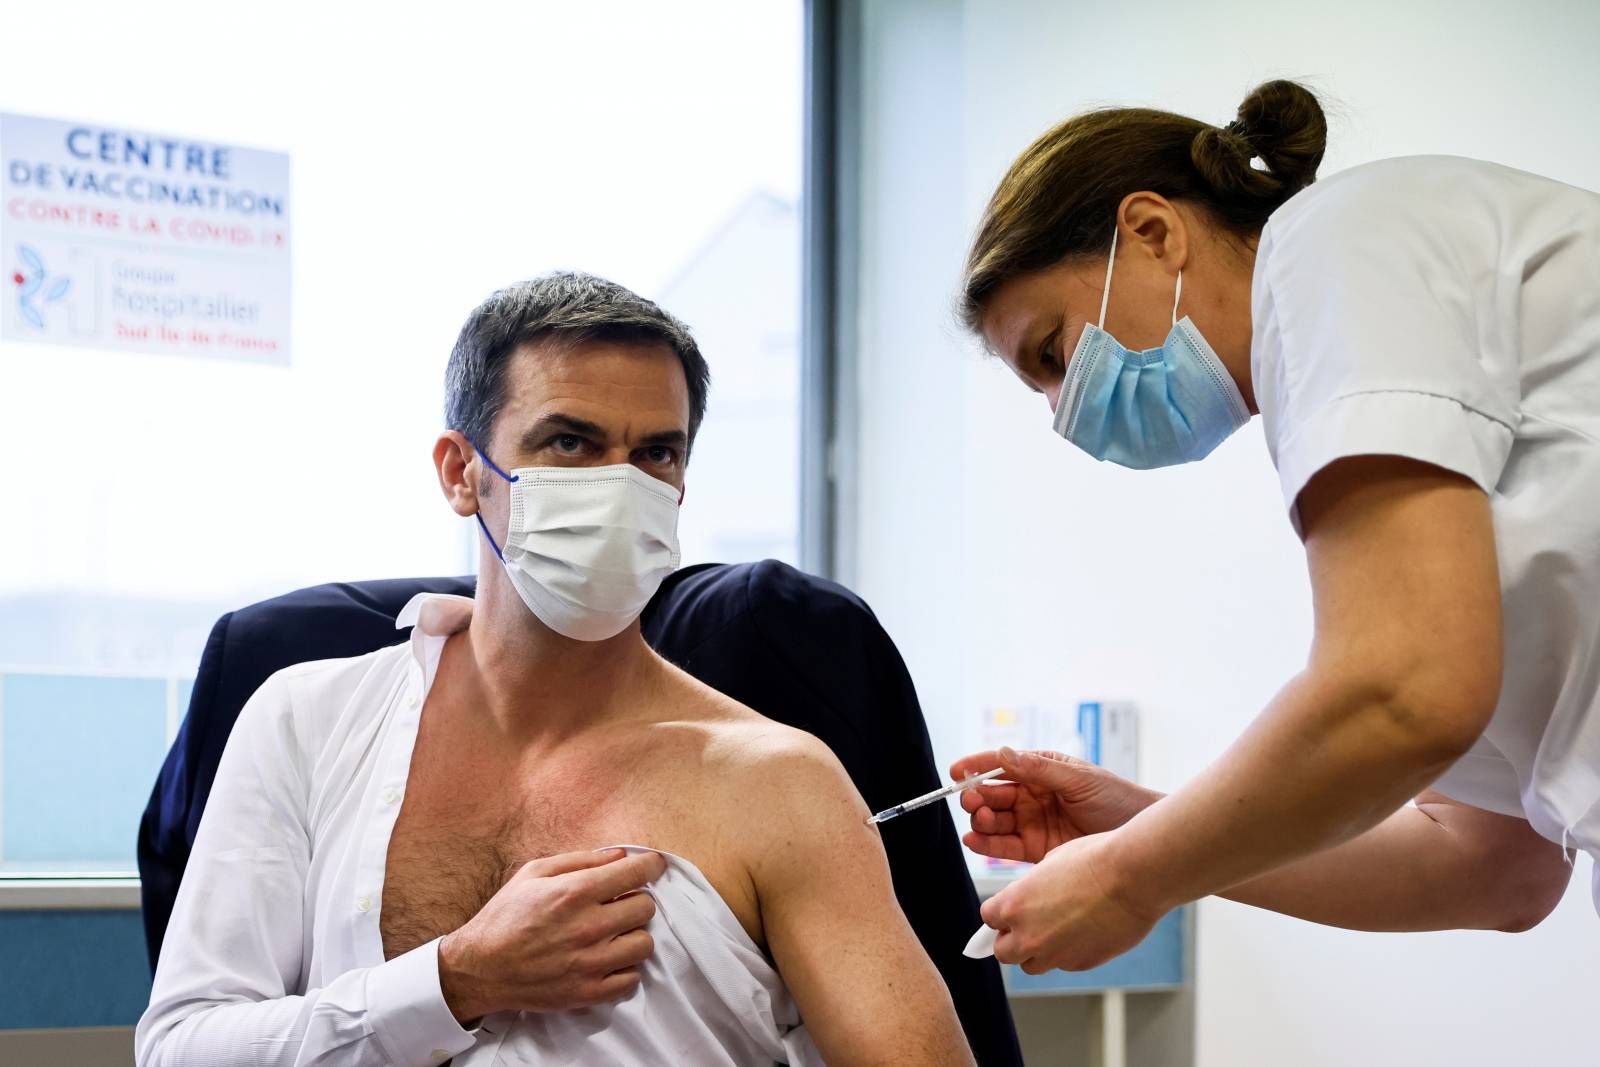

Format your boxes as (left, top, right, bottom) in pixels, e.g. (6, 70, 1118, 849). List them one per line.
(1252, 171, 1519, 534)
(134, 670, 476, 1067)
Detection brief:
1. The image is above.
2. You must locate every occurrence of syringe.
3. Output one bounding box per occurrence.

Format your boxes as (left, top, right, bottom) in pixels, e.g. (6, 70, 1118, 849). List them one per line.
(866, 768, 1005, 826)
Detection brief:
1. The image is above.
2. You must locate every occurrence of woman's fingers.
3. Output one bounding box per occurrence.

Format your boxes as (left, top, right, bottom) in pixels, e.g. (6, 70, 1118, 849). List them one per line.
(991, 929, 1027, 966)
(961, 747, 1085, 792)
(998, 747, 1087, 791)
(962, 830, 1027, 862)
(963, 782, 1020, 813)
(971, 806, 1016, 835)
(950, 750, 1004, 782)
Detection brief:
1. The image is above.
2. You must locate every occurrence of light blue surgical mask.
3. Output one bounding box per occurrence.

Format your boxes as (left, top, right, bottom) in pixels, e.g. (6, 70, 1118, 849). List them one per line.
(1051, 227, 1251, 469)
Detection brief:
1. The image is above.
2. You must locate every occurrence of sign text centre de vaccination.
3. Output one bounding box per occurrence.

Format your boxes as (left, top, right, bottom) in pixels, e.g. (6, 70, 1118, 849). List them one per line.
(2, 111, 291, 365)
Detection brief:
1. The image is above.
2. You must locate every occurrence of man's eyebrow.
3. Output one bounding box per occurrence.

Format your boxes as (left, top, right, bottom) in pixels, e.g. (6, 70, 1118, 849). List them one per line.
(638, 428, 689, 448)
(519, 413, 608, 450)
(518, 414, 689, 451)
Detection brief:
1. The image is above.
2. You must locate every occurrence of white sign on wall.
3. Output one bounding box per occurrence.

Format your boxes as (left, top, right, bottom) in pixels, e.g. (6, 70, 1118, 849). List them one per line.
(1, 112, 290, 364)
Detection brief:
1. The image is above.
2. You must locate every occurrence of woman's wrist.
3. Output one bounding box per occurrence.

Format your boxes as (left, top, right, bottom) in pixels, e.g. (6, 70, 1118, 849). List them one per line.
(1099, 808, 1197, 917)
(1121, 782, 1167, 823)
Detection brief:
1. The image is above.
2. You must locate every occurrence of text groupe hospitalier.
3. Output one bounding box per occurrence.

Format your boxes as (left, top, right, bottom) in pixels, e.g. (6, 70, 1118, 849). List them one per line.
(112, 262, 260, 325)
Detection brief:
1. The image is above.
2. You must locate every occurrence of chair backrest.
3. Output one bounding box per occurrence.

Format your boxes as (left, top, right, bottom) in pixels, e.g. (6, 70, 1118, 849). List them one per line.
(138, 560, 1022, 1066)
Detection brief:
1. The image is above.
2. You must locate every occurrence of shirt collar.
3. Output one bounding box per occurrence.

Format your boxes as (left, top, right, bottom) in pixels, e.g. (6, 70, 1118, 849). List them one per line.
(394, 592, 475, 673)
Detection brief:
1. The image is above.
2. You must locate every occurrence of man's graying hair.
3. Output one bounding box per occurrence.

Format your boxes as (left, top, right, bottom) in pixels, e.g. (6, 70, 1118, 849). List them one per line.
(444, 271, 711, 459)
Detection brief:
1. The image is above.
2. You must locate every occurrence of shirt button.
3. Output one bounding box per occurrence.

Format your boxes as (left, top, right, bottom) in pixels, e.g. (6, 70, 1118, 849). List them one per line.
(356, 895, 372, 913)
(431, 1051, 450, 1063)
(382, 786, 402, 805)
(407, 694, 421, 709)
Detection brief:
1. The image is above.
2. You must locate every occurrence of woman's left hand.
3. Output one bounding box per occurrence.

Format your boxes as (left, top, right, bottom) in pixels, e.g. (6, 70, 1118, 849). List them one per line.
(981, 832, 1166, 973)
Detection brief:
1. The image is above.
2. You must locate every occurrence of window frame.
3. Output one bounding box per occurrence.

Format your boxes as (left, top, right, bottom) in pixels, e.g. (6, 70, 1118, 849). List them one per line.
(800, 0, 858, 583)
(5, 1, 836, 897)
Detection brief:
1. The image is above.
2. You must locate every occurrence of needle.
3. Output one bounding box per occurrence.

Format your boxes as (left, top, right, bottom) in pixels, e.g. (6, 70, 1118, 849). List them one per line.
(867, 768, 1005, 825)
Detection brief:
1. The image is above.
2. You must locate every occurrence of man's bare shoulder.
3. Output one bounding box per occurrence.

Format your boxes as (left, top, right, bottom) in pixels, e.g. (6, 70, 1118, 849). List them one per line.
(647, 662, 867, 829)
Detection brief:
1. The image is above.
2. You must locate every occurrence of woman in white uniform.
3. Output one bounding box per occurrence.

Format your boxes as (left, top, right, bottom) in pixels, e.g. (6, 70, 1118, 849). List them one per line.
(950, 79, 1600, 973)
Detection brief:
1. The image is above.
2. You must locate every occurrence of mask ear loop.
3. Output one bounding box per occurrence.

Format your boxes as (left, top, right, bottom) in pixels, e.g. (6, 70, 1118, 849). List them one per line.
(1103, 225, 1184, 328)
(1097, 226, 1117, 329)
(467, 437, 519, 562)
(470, 439, 520, 485)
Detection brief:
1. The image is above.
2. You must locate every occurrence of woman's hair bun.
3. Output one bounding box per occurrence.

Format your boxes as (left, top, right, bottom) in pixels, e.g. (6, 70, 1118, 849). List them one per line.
(961, 80, 1329, 334)
(1190, 79, 1326, 206)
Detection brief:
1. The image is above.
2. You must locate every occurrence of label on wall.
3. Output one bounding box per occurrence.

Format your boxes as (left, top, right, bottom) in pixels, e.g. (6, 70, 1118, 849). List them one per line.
(0, 112, 290, 364)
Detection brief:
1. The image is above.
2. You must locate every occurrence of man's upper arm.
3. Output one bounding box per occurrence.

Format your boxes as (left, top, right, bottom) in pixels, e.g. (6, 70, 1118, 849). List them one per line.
(153, 669, 312, 984)
(750, 735, 974, 1067)
(139, 669, 315, 1059)
(140, 665, 478, 1066)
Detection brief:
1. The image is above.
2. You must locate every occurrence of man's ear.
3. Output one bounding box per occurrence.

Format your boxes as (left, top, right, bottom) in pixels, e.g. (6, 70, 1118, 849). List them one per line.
(678, 484, 686, 506)
(1117, 191, 1189, 271)
(434, 431, 480, 518)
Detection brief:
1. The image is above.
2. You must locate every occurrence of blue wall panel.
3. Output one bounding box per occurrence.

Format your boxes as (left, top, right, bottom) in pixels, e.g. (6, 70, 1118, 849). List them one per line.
(0, 909, 149, 1029)
(2, 673, 168, 867)
(0, 904, 1186, 1028)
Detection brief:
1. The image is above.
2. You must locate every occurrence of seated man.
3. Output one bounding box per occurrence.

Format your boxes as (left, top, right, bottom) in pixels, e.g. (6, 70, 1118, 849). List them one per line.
(136, 273, 974, 1067)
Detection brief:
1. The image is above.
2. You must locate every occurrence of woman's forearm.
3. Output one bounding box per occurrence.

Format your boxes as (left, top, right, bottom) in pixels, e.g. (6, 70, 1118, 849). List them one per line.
(1220, 796, 1567, 932)
(1097, 460, 1512, 932)
(1105, 669, 1478, 916)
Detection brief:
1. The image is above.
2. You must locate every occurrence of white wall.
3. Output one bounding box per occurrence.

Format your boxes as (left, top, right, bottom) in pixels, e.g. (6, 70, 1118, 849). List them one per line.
(848, 1, 1600, 1064)
(0, 0, 801, 674)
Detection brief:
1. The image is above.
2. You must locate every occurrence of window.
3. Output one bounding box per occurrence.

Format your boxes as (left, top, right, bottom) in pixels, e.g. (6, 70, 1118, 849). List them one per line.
(0, 0, 803, 876)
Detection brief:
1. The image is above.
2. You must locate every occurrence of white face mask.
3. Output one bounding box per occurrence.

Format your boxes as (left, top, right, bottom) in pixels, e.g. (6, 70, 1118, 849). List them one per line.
(473, 448, 682, 641)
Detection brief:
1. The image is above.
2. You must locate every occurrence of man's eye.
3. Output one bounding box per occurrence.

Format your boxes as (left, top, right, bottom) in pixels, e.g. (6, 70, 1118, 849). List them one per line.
(553, 434, 584, 453)
(645, 446, 678, 465)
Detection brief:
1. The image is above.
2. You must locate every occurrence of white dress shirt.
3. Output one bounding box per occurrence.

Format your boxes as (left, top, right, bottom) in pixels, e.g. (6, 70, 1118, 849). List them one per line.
(1251, 156, 1600, 910)
(136, 593, 825, 1066)
(137, 594, 481, 1066)
(455, 845, 821, 1066)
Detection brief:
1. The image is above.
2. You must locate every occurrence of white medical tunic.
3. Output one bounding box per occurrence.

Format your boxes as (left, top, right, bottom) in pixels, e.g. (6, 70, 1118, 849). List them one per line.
(1251, 155, 1600, 910)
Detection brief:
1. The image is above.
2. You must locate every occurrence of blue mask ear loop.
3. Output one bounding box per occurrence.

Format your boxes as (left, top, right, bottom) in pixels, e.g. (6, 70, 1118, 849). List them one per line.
(467, 437, 519, 562)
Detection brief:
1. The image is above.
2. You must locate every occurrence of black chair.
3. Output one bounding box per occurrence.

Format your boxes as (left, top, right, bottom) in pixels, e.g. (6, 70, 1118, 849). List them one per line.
(138, 560, 1023, 1066)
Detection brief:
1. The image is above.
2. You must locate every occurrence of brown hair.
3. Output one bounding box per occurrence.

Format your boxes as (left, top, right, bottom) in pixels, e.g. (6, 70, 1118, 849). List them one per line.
(959, 79, 1327, 333)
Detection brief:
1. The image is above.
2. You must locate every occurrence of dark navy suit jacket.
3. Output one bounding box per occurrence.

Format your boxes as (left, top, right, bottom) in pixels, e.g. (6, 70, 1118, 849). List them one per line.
(137, 560, 1022, 1066)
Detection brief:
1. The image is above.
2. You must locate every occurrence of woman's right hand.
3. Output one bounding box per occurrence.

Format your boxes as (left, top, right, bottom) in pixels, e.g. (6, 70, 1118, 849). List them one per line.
(950, 747, 1165, 863)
